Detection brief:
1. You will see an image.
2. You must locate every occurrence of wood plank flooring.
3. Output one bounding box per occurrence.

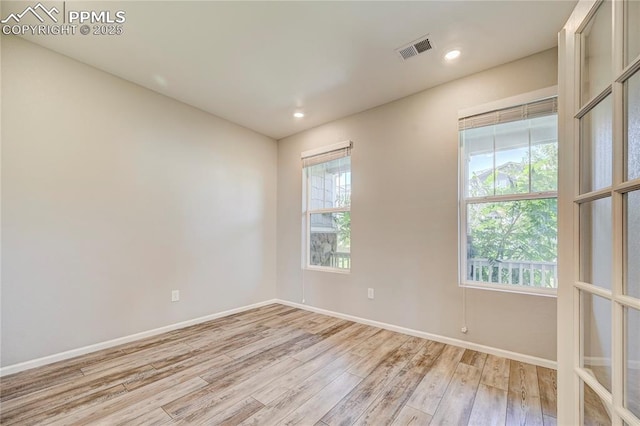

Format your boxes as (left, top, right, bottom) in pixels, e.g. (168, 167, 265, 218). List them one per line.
(0, 304, 559, 425)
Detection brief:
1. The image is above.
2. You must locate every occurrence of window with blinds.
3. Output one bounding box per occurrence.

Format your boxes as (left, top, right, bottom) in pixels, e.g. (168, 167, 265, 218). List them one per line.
(302, 141, 352, 271)
(458, 97, 558, 131)
(459, 97, 558, 294)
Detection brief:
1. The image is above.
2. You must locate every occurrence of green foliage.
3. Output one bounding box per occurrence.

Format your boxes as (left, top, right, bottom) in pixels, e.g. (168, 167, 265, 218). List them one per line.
(468, 198, 557, 263)
(468, 142, 558, 266)
(531, 143, 558, 192)
(335, 211, 350, 250)
(333, 192, 351, 251)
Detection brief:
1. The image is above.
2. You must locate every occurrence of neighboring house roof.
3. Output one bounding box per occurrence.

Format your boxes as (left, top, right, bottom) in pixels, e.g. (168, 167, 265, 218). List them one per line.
(472, 161, 524, 183)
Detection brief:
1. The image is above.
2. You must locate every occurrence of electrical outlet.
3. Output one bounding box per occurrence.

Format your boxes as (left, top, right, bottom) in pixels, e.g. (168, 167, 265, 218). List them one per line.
(367, 288, 374, 299)
(171, 290, 180, 302)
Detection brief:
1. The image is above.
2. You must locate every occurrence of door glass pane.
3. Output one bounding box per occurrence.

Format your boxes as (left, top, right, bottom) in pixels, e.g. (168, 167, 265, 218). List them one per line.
(625, 190, 640, 298)
(580, 197, 612, 290)
(625, 307, 640, 418)
(582, 292, 612, 392)
(581, 0, 612, 104)
(626, 70, 640, 181)
(581, 380, 612, 425)
(626, 0, 640, 65)
(581, 96, 612, 193)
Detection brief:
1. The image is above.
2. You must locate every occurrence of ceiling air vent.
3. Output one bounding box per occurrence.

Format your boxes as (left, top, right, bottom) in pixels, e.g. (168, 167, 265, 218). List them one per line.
(396, 35, 433, 60)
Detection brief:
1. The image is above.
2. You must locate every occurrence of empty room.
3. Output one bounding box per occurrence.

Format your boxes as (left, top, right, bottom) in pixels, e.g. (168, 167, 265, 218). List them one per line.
(1, 0, 639, 425)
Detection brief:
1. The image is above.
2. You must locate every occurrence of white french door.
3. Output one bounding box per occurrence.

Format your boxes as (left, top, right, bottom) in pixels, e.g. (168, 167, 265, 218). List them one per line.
(559, 0, 640, 425)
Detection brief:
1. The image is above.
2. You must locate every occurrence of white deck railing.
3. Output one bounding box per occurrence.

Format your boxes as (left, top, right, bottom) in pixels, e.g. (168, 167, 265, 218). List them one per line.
(468, 258, 557, 288)
(325, 254, 556, 286)
(330, 252, 351, 269)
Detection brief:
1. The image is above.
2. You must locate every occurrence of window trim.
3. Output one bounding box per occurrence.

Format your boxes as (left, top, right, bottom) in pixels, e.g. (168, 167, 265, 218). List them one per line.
(458, 87, 559, 297)
(303, 142, 352, 273)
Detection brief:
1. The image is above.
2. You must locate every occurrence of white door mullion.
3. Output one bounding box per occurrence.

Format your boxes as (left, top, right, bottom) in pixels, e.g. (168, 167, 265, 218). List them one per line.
(572, 23, 585, 426)
(611, 1, 625, 423)
(573, 24, 585, 423)
(576, 287, 585, 422)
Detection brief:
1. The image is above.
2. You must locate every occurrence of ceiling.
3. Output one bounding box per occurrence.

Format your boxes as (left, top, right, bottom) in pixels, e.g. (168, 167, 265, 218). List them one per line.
(11, 1, 577, 140)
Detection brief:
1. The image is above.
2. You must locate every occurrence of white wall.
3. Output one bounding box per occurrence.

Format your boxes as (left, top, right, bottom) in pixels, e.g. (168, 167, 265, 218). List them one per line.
(277, 48, 559, 361)
(1, 37, 277, 367)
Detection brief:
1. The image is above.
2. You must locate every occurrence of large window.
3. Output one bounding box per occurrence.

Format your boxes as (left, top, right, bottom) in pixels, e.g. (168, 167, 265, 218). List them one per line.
(302, 142, 352, 272)
(459, 97, 558, 294)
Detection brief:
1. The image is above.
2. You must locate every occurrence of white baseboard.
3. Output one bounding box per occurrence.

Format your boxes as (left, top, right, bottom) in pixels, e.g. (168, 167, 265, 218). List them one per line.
(0, 299, 278, 377)
(1, 297, 558, 376)
(276, 299, 557, 370)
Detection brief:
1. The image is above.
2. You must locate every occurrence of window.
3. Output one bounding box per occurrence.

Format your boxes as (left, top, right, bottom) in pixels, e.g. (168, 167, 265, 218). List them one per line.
(302, 141, 352, 272)
(459, 97, 558, 294)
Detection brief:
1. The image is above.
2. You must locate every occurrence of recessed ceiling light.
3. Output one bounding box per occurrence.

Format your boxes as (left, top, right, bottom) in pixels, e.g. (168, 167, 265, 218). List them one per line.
(444, 49, 461, 61)
(293, 112, 305, 118)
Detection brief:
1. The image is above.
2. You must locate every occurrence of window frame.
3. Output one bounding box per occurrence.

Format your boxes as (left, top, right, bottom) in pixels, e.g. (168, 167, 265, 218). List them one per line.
(303, 142, 352, 274)
(458, 87, 559, 297)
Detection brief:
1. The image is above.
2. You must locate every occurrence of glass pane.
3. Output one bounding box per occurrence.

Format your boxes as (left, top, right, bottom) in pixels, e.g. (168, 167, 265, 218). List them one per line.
(625, 307, 640, 418)
(626, 0, 640, 65)
(463, 116, 558, 198)
(582, 292, 612, 392)
(309, 212, 350, 269)
(581, 96, 612, 193)
(530, 115, 559, 192)
(307, 156, 351, 210)
(626, 70, 640, 181)
(494, 121, 530, 195)
(625, 190, 640, 298)
(466, 199, 557, 288)
(581, 380, 612, 425)
(581, 0, 612, 104)
(580, 197, 612, 290)
(464, 126, 494, 197)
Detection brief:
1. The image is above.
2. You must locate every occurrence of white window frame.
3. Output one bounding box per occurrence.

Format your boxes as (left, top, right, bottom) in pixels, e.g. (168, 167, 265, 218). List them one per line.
(458, 87, 559, 297)
(302, 141, 352, 274)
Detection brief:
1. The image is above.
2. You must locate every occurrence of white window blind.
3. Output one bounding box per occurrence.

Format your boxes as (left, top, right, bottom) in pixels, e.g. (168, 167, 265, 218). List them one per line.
(301, 140, 353, 168)
(458, 97, 558, 131)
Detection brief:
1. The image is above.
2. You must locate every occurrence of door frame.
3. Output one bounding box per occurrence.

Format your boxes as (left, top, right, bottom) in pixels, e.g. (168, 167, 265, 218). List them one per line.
(558, 1, 640, 424)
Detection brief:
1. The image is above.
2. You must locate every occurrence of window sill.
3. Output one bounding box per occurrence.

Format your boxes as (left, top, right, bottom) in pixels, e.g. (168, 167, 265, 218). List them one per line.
(305, 266, 350, 275)
(460, 281, 557, 298)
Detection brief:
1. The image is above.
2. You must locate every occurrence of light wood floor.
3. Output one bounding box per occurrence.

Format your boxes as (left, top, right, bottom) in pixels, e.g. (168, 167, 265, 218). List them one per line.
(0, 304, 559, 425)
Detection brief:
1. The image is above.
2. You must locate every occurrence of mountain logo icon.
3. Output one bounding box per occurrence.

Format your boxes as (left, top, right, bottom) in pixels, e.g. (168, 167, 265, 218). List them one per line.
(1, 3, 60, 24)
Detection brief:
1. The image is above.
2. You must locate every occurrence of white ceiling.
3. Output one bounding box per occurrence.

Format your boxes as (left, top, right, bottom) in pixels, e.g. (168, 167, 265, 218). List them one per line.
(14, 1, 577, 140)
